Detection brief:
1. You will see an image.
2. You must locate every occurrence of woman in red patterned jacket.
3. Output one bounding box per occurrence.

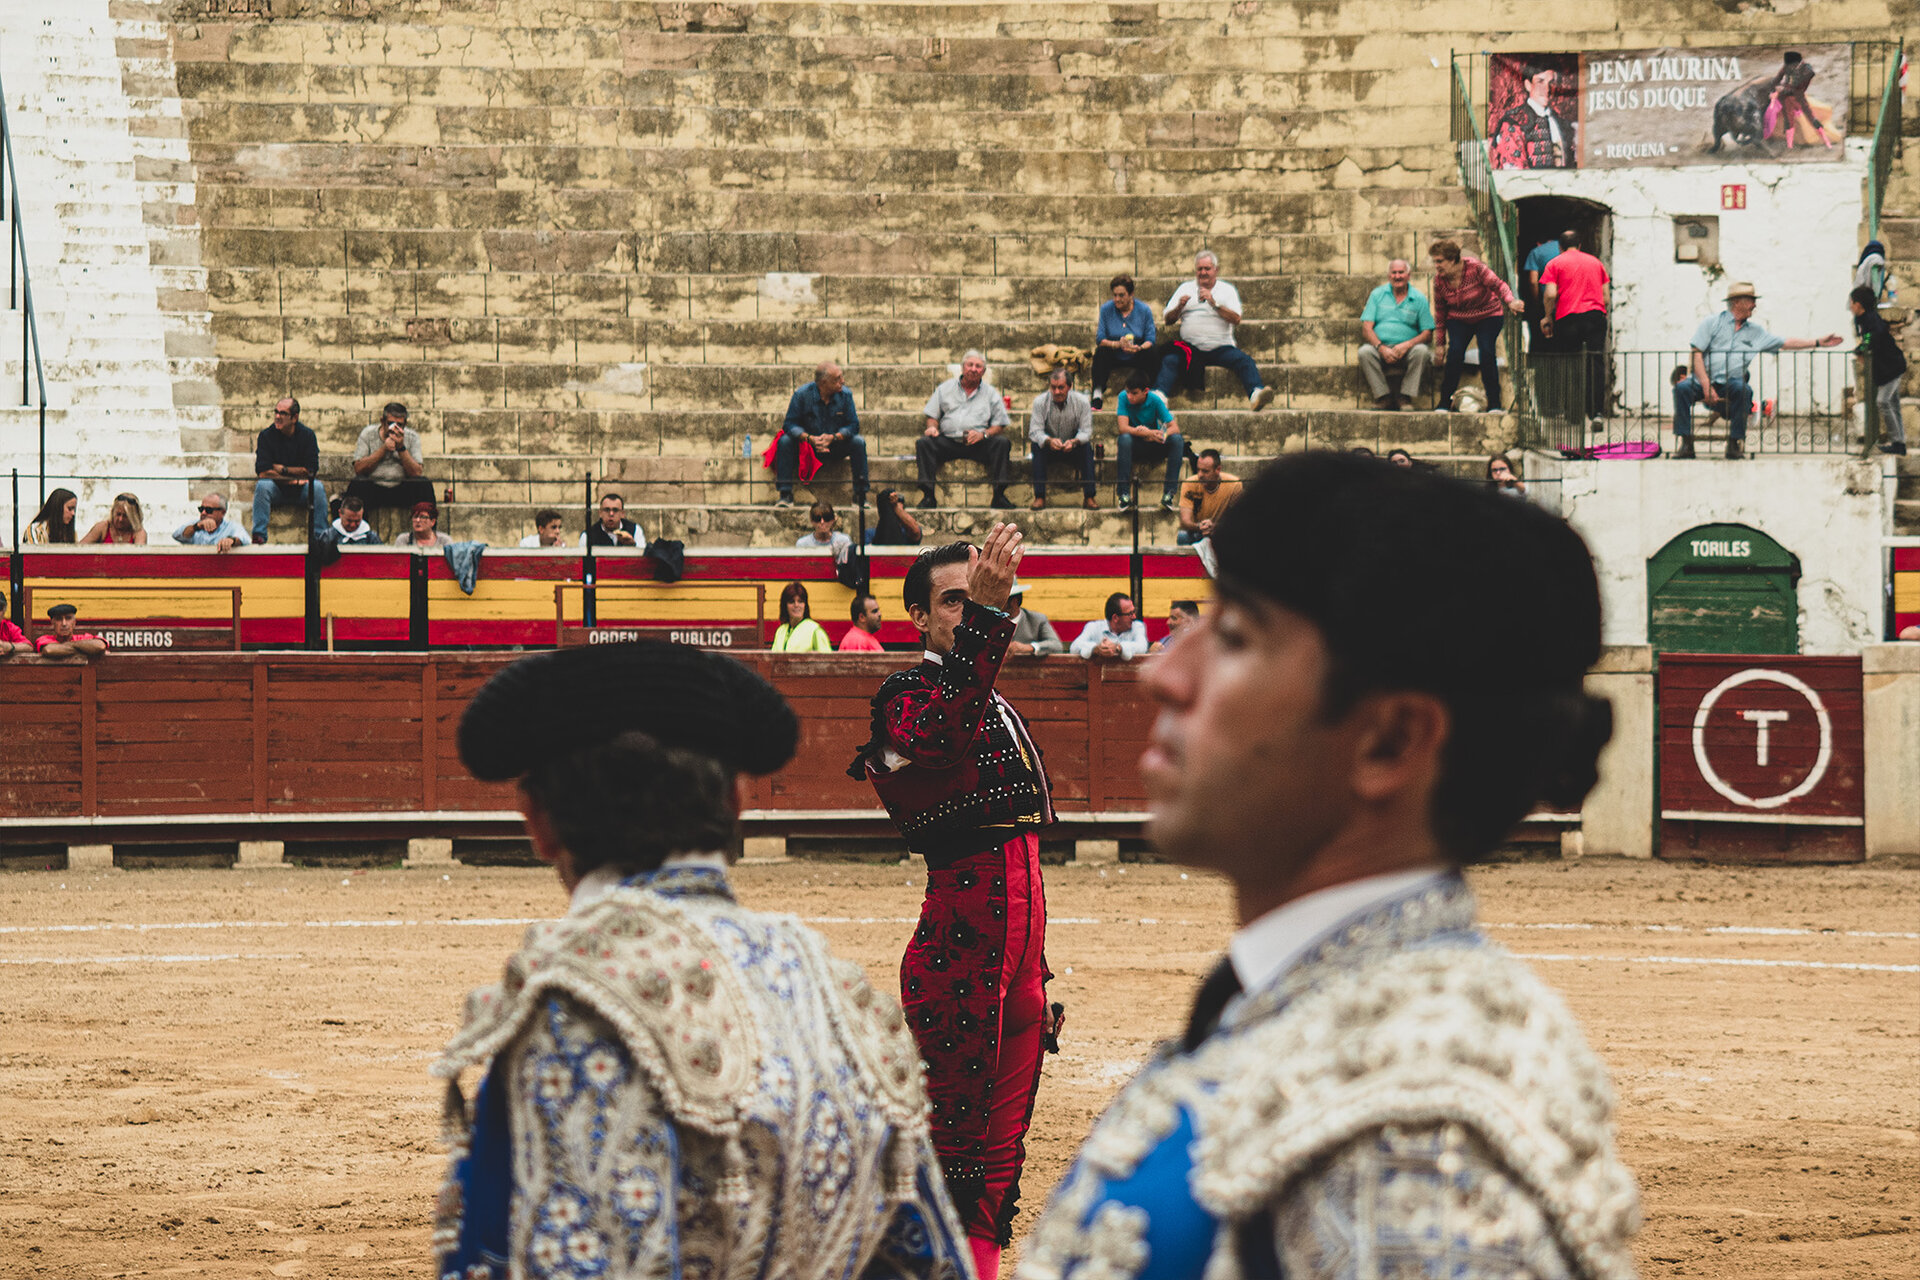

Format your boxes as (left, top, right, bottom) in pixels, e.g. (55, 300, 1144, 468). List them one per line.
(848, 525, 1058, 1280)
(1430, 238, 1525, 413)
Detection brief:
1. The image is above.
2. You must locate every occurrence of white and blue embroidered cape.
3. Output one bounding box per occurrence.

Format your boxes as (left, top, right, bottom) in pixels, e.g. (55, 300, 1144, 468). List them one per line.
(432, 863, 971, 1280)
(1015, 875, 1642, 1280)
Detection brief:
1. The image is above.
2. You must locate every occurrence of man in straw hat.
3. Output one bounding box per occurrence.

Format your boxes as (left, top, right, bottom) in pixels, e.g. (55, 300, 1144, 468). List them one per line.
(432, 641, 969, 1280)
(1017, 453, 1640, 1280)
(1672, 281, 1842, 459)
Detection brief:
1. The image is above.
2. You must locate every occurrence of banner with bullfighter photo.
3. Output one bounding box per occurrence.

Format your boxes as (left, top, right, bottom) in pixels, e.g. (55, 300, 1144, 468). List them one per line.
(1489, 45, 1851, 170)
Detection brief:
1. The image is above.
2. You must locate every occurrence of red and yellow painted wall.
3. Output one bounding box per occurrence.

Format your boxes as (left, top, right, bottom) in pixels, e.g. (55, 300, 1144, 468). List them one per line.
(1, 545, 1213, 648)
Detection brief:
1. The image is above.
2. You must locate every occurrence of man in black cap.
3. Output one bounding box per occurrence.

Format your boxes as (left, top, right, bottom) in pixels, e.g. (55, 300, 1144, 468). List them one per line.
(1018, 454, 1640, 1280)
(848, 524, 1058, 1280)
(34, 604, 108, 659)
(433, 641, 969, 1280)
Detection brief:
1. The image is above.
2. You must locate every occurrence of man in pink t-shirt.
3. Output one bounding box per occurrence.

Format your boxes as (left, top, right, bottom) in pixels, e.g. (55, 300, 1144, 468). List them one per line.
(839, 591, 886, 651)
(1538, 230, 1612, 423)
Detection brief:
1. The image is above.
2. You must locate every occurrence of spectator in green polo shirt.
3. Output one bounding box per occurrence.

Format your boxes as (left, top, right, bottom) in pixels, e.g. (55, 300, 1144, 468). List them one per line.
(1357, 260, 1437, 410)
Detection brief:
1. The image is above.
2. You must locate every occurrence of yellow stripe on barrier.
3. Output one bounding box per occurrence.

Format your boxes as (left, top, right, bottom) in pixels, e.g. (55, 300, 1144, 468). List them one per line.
(20, 570, 1218, 629)
(1894, 571, 1919, 614)
(28, 579, 301, 618)
(317, 579, 412, 619)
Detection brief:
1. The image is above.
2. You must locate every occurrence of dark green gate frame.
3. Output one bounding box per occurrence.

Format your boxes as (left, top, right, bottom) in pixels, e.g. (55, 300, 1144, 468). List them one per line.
(1647, 523, 1800, 655)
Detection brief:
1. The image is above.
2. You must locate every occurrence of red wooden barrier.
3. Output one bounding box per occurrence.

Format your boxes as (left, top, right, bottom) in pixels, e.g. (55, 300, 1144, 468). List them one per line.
(1657, 654, 1864, 862)
(0, 653, 1154, 826)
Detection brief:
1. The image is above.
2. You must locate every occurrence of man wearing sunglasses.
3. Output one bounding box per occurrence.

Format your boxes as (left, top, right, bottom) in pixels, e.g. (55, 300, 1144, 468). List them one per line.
(172, 492, 250, 553)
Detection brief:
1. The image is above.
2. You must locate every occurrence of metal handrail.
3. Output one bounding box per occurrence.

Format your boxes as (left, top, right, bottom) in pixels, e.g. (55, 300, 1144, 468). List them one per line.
(1448, 53, 1532, 420)
(0, 65, 49, 502)
(1518, 347, 1866, 455)
(1866, 39, 1904, 240)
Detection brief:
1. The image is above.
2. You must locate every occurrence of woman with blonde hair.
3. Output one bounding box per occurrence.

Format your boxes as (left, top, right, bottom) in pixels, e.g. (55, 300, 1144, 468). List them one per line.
(770, 580, 831, 651)
(80, 493, 148, 545)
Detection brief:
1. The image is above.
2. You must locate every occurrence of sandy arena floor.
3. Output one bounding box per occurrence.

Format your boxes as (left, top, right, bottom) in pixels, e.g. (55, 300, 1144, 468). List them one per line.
(0, 857, 1914, 1279)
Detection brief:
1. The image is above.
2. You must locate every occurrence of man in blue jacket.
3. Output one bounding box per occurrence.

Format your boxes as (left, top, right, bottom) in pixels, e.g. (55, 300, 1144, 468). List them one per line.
(775, 361, 869, 507)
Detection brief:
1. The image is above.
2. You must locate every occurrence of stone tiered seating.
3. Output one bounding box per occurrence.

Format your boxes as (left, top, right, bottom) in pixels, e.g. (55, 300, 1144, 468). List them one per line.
(154, 4, 1506, 544)
(129, 2, 1908, 545)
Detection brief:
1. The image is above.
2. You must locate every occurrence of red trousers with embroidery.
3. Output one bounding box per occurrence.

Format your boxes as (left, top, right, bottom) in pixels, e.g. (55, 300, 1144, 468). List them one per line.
(900, 832, 1049, 1245)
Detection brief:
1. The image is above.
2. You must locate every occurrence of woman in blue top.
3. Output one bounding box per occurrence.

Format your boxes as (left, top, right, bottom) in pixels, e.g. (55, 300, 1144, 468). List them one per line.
(1089, 273, 1158, 410)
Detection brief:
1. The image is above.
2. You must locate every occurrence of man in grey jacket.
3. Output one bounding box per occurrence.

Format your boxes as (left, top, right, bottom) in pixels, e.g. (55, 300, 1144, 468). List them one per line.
(1007, 582, 1063, 656)
(1028, 367, 1098, 511)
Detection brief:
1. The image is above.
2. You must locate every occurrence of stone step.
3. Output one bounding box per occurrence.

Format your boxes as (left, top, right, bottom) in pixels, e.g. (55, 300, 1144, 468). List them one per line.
(209, 443, 1499, 505)
(175, 0, 1683, 40)
(193, 19, 1779, 75)
(202, 268, 1399, 325)
(177, 99, 1447, 154)
(194, 218, 1447, 279)
(205, 354, 1416, 418)
(209, 313, 1366, 367)
(180, 61, 1444, 113)
(185, 140, 1443, 198)
(195, 406, 1509, 472)
(195, 187, 1462, 242)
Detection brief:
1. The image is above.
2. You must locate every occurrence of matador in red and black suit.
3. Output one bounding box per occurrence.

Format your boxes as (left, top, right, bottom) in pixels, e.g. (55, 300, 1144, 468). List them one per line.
(848, 531, 1054, 1280)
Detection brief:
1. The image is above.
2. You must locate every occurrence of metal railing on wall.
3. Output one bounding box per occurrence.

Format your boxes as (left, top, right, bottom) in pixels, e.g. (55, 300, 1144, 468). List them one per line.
(0, 66, 49, 502)
(1447, 54, 1532, 421)
(1866, 39, 1905, 240)
(1521, 349, 1871, 456)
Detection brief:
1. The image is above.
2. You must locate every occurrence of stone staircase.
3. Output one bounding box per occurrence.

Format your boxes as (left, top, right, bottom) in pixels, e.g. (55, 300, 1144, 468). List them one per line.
(0, 0, 221, 532)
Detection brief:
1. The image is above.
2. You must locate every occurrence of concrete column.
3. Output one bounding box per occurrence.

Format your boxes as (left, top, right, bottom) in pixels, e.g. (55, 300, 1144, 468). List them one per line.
(405, 838, 455, 867)
(66, 844, 113, 870)
(236, 841, 284, 868)
(1863, 644, 1920, 858)
(1073, 839, 1119, 865)
(1581, 646, 1655, 859)
(740, 836, 789, 862)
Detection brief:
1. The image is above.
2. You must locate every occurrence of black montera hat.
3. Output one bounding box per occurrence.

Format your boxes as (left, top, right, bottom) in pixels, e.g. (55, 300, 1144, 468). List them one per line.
(458, 641, 798, 782)
(1211, 452, 1600, 696)
(47, 603, 77, 620)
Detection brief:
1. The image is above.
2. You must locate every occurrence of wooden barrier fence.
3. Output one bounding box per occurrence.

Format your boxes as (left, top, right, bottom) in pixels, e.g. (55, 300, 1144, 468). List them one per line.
(0, 653, 1156, 833)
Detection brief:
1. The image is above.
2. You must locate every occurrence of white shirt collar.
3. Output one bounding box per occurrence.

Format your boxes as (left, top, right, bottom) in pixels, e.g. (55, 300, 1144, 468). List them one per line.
(1227, 866, 1450, 994)
(567, 852, 730, 915)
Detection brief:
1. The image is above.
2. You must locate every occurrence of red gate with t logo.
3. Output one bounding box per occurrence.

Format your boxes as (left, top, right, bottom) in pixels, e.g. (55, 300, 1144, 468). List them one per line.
(1657, 654, 1864, 861)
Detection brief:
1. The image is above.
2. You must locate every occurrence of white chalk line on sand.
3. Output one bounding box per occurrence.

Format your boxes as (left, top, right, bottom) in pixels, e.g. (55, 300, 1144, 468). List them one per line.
(1512, 952, 1920, 974)
(2, 915, 1910, 944)
(4, 949, 1912, 973)
(0, 953, 300, 966)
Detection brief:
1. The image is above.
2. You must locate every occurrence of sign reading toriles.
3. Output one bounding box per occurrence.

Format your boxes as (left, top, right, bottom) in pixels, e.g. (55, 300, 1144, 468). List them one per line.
(1490, 45, 1851, 170)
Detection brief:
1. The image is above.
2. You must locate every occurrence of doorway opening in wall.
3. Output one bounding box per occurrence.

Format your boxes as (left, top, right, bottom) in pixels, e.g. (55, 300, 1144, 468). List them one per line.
(1516, 196, 1615, 438)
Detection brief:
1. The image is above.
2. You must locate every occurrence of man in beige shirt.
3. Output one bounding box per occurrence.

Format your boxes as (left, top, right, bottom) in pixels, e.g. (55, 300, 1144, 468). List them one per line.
(1177, 449, 1242, 546)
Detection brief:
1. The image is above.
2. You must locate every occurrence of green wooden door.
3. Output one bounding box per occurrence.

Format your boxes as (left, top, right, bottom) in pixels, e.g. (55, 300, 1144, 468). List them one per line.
(1647, 524, 1799, 654)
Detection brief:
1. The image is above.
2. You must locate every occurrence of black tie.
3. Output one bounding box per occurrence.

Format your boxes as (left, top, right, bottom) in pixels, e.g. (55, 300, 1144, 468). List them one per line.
(1181, 956, 1243, 1052)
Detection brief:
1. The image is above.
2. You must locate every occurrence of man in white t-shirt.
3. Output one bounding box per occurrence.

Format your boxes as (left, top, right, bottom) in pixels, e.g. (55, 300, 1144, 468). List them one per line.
(518, 508, 568, 548)
(1157, 251, 1275, 411)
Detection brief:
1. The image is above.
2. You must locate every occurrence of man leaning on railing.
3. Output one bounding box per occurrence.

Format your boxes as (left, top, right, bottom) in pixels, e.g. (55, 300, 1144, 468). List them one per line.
(1672, 281, 1842, 460)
